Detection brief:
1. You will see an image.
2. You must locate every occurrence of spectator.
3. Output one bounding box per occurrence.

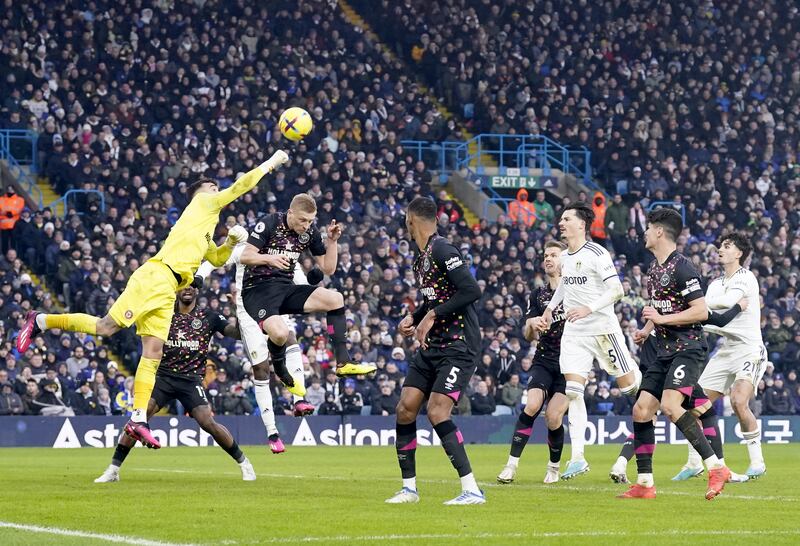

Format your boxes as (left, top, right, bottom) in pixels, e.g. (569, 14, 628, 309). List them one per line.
(371, 383, 399, 416)
(0, 382, 23, 415)
(305, 376, 326, 410)
(500, 374, 524, 410)
(21, 379, 41, 415)
(507, 189, 537, 227)
(340, 379, 364, 415)
(0, 186, 25, 254)
(469, 380, 496, 416)
(763, 377, 793, 415)
(532, 191, 555, 225)
(605, 194, 630, 254)
(318, 392, 341, 416)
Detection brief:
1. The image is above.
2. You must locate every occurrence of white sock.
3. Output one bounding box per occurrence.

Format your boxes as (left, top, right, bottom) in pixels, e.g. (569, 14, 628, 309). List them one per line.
(686, 444, 703, 468)
(253, 379, 278, 436)
(460, 472, 480, 494)
(402, 477, 417, 491)
(238, 458, 250, 467)
(566, 381, 587, 461)
(743, 427, 764, 466)
(620, 368, 642, 397)
(109, 464, 120, 471)
(614, 455, 628, 470)
(637, 472, 654, 487)
(131, 409, 146, 422)
(36, 314, 47, 329)
(507, 455, 520, 467)
(703, 454, 722, 470)
(286, 343, 304, 402)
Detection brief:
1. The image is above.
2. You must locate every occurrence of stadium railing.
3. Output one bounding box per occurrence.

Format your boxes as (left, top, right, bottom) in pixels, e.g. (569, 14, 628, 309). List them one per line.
(0, 129, 42, 207)
(399, 140, 463, 183)
(50, 189, 106, 219)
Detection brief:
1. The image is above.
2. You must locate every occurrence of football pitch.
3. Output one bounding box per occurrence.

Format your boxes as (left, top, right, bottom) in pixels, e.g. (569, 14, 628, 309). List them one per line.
(0, 444, 798, 545)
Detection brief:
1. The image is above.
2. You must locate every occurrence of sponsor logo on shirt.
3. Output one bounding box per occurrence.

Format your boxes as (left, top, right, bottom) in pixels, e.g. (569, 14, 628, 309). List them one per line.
(563, 276, 588, 285)
(445, 256, 463, 271)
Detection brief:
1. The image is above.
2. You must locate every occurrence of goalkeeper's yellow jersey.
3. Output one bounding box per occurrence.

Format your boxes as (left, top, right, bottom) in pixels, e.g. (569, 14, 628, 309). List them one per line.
(150, 165, 267, 288)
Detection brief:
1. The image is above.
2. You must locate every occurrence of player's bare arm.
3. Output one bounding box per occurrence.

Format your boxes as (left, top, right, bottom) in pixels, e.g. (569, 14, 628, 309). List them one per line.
(642, 297, 709, 326)
(240, 243, 291, 269)
(315, 220, 341, 276)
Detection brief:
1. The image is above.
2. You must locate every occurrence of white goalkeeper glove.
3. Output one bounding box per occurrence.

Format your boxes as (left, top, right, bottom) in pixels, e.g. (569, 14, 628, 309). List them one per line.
(261, 150, 290, 173)
(224, 225, 249, 248)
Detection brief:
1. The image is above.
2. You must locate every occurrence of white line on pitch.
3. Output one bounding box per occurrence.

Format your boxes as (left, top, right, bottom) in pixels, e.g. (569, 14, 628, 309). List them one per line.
(0, 521, 198, 546)
(135, 467, 798, 502)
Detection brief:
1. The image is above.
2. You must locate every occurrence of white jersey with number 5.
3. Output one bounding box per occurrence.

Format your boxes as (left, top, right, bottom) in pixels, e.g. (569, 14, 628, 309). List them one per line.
(559, 241, 621, 336)
(704, 267, 762, 347)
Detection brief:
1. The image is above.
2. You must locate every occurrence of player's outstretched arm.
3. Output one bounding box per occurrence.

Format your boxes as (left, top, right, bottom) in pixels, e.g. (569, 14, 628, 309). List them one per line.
(203, 226, 248, 266)
(212, 150, 289, 208)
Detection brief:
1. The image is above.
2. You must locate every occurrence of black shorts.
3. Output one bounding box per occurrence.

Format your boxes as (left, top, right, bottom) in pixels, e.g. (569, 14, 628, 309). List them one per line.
(639, 347, 707, 400)
(242, 281, 318, 322)
(404, 347, 477, 402)
(152, 374, 209, 413)
(638, 336, 658, 374)
(526, 357, 566, 399)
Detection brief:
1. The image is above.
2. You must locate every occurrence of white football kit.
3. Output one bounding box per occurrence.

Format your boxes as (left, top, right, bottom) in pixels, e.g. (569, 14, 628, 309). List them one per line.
(557, 242, 635, 378)
(198, 244, 308, 365)
(700, 267, 766, 393)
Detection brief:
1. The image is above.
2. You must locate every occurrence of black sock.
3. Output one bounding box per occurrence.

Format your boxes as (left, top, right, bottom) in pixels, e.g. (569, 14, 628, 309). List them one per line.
(510, 409, 539, 458)
(633, 421, 655, 474)
(547, 424, 565, 464)
(111, 443, 132, 467)
(222, 439, 245, 464)
(268, 339, 291, 386)
(396, 421, 417, 480)
(433, 420, 472, 477)
(675, 411, 715, 460)
(619, 433, 635, 461)
(699, 409, 724, 459)
(326, 307, 350, 364)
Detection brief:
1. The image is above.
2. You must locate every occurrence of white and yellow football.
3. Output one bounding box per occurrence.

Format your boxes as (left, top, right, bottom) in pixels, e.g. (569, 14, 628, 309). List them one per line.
(278, 107, 313, 141)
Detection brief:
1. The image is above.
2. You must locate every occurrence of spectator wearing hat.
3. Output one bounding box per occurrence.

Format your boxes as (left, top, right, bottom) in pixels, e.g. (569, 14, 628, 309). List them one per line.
(389, 347, 408, 374)
(318, 391, 341, 416)
(0, 381, 23, 415)
(339, 379, 364, 415)
(0, 185, 25, 254)
(371, 382, 400, 416)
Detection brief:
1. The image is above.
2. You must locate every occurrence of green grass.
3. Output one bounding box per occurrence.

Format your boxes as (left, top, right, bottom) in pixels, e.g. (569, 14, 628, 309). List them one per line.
(0, 444, 798, 545)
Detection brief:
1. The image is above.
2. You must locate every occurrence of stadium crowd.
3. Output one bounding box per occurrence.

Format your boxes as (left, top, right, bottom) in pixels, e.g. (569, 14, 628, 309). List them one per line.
(1, 0, 799, 419)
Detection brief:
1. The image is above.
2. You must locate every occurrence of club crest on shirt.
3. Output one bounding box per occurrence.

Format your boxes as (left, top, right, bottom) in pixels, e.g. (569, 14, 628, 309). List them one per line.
(258, 309, 266, 319)
(660, 273, 670, 287)
(191, 318, 202, 330)
(254, 222, 266, 233)
(575, 261, 582, 271)
(299, 232, 310, 244)
(423, 257, 431, 271)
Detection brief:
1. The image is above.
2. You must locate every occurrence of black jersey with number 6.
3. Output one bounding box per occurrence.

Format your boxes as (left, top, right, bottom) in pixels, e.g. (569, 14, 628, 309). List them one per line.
(412, 235, 480, 355)
(646, 250, 706, 355)
(243, 212, 326, 288)
(158, 308, 228, 379)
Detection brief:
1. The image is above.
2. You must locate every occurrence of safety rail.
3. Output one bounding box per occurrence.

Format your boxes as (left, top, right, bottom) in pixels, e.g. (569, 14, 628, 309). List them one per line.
(0, 129, 42, 207)
(402, 133, 594, 189)
(48, 189, 106, 219)
(646, 201, 685, 225)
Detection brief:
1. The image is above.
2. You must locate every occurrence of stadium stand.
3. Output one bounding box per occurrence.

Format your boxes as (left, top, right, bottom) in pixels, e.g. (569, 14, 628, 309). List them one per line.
(1, 0, 799, 418)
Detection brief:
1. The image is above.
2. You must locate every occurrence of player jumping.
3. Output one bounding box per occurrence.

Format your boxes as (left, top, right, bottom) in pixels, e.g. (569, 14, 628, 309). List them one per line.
(672, 234, 766, 481)
(542, 203, 641, 480)
(239, 194, 376, 394)
(497, 241, 569, 484)
(94, 285, 256, 482)
(619, 208, 730, 500)
(17, 151, 291, 448)
(196, 254, 324, 455)
(385, 197, 485, 505)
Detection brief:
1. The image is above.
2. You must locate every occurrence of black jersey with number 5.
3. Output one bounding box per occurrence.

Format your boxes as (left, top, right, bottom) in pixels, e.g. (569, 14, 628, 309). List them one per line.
(158, 308, 228, 379)
(646, 251, 706, 355)
(412, 235, 480, 355)
(243, 212, 326, 288)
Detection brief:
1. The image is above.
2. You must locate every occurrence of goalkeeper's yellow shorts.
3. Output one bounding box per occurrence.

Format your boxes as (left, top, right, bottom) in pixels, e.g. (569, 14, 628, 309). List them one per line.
(108, 260, 179, 342)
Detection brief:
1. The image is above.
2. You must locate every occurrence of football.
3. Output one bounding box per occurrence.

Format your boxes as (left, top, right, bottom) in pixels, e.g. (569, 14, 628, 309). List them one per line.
(278, 107, 313, 141)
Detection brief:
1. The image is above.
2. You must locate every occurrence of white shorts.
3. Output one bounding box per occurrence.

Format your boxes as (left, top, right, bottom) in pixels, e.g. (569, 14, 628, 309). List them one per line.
(559, 332, 637, 379)
(237, 309, 293, 365)
(699, 343, 767, 394)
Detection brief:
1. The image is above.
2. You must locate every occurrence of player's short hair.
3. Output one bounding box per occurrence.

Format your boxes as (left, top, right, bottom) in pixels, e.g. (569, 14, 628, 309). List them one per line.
(407, 196, 438, 222)
(720, 233, 752, 265)
(290, 194, 317, 213)
(647, 208, 682, 241)
(545, 240, 567, 251)
(563, 202, 594, 234)
(188, 178, 217, 199)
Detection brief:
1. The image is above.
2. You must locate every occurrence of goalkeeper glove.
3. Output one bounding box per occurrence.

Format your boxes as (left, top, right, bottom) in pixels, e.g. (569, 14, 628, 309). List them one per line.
(224, 225, 248, 248)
